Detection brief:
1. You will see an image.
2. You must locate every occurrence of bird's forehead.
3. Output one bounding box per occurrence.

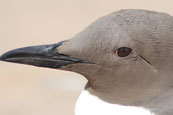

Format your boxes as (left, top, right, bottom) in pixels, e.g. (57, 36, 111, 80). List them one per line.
(73, 17, 133, 49)
(58, 20, 133, 56)
(57, 14, 136, 62)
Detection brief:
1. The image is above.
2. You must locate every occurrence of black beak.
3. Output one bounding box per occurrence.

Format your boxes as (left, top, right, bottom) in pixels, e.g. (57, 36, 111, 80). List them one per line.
(0, 41, 88, 69)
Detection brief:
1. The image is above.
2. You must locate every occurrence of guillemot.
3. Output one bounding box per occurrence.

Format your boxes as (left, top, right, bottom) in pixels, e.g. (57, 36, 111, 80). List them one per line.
(1, 9, 173, 115)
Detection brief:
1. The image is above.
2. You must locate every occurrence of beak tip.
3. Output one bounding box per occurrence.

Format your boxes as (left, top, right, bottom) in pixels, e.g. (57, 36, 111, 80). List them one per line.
(0, 51, 13, 61)
(0, 53, 7, 61)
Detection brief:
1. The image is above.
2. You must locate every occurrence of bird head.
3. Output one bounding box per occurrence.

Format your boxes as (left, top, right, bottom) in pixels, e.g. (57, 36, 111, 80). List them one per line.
(1, 9, 173, 106)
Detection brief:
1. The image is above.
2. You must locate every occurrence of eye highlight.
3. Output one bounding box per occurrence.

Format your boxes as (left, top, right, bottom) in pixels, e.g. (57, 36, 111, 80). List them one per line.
(117, 47, 132, 57)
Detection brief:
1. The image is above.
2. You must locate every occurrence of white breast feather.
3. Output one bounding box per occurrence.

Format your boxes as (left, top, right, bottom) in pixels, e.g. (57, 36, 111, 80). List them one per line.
(75, 91, 155, 115)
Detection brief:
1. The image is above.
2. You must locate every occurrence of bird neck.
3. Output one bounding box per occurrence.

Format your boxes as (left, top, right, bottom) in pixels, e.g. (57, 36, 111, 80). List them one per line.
(82, 63, 173, 113)
(64, 63, 173, 114)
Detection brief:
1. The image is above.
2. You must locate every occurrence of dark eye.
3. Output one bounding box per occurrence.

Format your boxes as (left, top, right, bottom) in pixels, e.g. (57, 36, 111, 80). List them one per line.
(117, 47, 132, 57)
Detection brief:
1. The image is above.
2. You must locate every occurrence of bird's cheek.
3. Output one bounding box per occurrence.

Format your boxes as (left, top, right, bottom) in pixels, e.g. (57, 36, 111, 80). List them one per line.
(60, 63, 101, 77)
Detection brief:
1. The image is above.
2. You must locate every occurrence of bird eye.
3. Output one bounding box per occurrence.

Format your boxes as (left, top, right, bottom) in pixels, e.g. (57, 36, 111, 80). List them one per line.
(117, 47, 132, 57)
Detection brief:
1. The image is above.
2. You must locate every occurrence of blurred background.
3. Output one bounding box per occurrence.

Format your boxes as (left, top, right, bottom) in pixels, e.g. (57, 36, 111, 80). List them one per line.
(0, 0, 173, 115)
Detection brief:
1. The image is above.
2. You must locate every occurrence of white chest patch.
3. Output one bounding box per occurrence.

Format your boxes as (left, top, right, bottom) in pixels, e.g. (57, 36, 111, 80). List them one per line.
(75, 90, 155, 115)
